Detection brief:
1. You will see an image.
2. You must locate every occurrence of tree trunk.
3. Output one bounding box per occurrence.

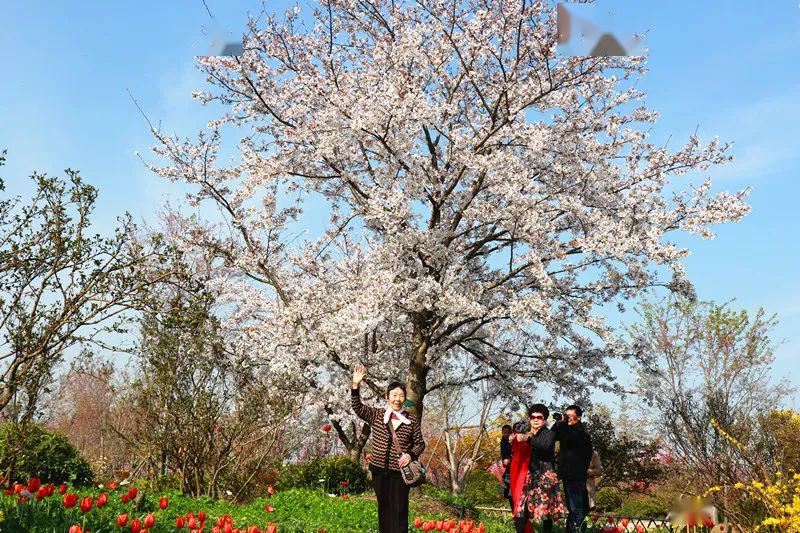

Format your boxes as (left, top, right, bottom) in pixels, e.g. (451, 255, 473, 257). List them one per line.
(407, 318, 432, 419)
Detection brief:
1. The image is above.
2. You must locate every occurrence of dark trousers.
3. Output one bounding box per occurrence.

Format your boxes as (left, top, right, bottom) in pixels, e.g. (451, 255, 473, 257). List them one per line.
(503, 468, 513, 511)
(563, 478, 589, 533)
(371, 464, 410, 533)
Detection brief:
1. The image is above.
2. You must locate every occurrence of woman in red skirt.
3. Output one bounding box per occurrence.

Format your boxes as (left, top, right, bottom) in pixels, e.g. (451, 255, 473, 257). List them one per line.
(509, 421, 534, 533)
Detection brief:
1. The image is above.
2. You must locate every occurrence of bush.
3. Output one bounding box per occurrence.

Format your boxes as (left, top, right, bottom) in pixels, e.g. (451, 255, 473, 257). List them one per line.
(615, 494, 669, 518)
(593, 487, 623, 512)
(0, 423, 93, 485)
(420, 482, 474, 509)
(276, 456, 369, 494)
(464, 470, 503, 506)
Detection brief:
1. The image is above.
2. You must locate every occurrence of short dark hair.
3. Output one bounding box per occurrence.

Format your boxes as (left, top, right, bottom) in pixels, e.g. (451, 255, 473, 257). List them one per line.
(528, 403, 550, 420)
(386, 381, 406, 397)
(566, 405, 583, 417)
(501, 424, 512, 431)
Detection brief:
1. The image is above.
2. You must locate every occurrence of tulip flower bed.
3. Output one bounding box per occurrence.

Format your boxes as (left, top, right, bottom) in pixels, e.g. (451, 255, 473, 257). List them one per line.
(0, 476, 522, 533)
(0, 477, 683, 532)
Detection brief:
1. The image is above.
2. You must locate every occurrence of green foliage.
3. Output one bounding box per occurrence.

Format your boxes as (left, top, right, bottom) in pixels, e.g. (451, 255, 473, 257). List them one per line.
(420, 481, 475, 509)
(0, 423, 93, 485)
(276, 456, 369, 494)
(464, 470, 503, 505)
(615, 495, 669, 518)
(593, 487, 623, 512)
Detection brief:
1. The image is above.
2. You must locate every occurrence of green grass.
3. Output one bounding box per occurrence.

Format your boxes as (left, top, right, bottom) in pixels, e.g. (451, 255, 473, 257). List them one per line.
(0, 486, 672, 532)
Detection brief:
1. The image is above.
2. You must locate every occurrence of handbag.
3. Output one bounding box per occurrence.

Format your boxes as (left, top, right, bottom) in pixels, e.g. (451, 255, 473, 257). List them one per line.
(387, 420, 426, 487)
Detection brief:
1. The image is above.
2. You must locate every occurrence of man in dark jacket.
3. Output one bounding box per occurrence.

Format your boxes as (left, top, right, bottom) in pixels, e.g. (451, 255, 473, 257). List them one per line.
(553, 405, 593, 533)
(500, 424, 514, 510)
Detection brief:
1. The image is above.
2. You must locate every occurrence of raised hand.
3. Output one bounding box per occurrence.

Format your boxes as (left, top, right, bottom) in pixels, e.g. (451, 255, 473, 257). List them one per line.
(352, 364, 366, 387)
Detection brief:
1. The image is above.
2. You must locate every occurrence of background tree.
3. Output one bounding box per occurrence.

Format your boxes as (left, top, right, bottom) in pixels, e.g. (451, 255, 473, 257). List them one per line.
(145, 0, 750, 427)
(423, 383, 496, 494)
(117, 261, 301, 499)
(0, 151, 166, 484)
(632, 297, 794, 524)
(43, 352, 126, 481)
(583, 405, 664, 493)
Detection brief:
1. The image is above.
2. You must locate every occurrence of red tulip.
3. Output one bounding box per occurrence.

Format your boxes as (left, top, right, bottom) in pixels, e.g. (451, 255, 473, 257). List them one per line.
(321, 424, 332, 432)
(477, 524, 485, 533)
(591, 515, 600, 523)
(98, 492, 109, 508)
(636, 525, 646, 533)
(198, 512, 207, 521)
(703, 515, 715, 527)
(68, 526, 83, 533)
(28, 477, 41, 492)
(266, 524, 277, 533)
(117, 514, 130, 527)
(267, 485, 276, 496)
(265, 504, 275, 512)
(341, 494, 349, 500)
(121, 494, 130, 504)
(414, 518, 423, 529)
(59, 484, 67, 494)
(80, 496, 94, 513)
(188, 517, 197, 529)
(13, 483, 23, 494)
(620, 518, 629, 527)
(108, 481, 119, 490)
(339, 481, 349, 486)
(616, 526, 624, 533)
(159, 497, 169, 509)
(127, 487, 137, 499)
(213, 528, 221, 533)
(63, 493, 79, 508)
(436, 520, 444, 531)
(176, 517, 186, 528)
(130, 519, 142, 533)
(225, 525, 234, 533)
(607, 517, 615, 524)
(144, 514, 156, 527)
(4, 489, 12, 495)
(17, 496, 28, 504)
(141, 530, 149, 533)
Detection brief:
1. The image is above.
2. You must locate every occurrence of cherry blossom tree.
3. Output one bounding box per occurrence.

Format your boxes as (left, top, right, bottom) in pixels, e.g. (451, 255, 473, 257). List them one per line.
(145, 0, 750, 422)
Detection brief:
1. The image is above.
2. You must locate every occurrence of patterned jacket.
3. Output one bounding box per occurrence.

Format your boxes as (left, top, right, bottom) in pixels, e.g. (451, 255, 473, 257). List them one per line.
(351, 387, 426, 471)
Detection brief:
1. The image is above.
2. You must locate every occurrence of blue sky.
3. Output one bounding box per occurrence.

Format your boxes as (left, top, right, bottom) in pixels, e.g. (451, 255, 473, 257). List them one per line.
(1, 1, 799, 401)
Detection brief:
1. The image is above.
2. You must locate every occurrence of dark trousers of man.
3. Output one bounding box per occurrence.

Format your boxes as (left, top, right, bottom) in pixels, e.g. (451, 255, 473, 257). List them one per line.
(563, 478, 589, 533)
(503, 468, 514, 511)
(371, 464, 410, 533)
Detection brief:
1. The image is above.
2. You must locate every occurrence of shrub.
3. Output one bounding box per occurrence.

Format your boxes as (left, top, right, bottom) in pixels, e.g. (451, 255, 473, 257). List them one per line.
(420, 482, 475, 509)
(0, 423, 93, 485)
(464, 469, 503, 506)
(615, 495, 669, 518)
(276, 456, 369, 494)
(593, 487, 623, 512)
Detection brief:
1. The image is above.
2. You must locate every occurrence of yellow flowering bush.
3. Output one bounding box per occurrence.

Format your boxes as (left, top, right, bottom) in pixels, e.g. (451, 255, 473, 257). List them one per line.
(707, 418, 800, 531)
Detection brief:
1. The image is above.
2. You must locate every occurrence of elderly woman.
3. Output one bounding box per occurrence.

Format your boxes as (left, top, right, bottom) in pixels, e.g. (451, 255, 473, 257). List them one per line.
(513, 404, 565, 533)
(351, 364, 426, 533)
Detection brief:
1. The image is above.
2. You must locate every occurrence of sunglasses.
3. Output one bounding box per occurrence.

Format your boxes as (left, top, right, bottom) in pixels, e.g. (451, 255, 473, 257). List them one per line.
(530, 414, 545, 420)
